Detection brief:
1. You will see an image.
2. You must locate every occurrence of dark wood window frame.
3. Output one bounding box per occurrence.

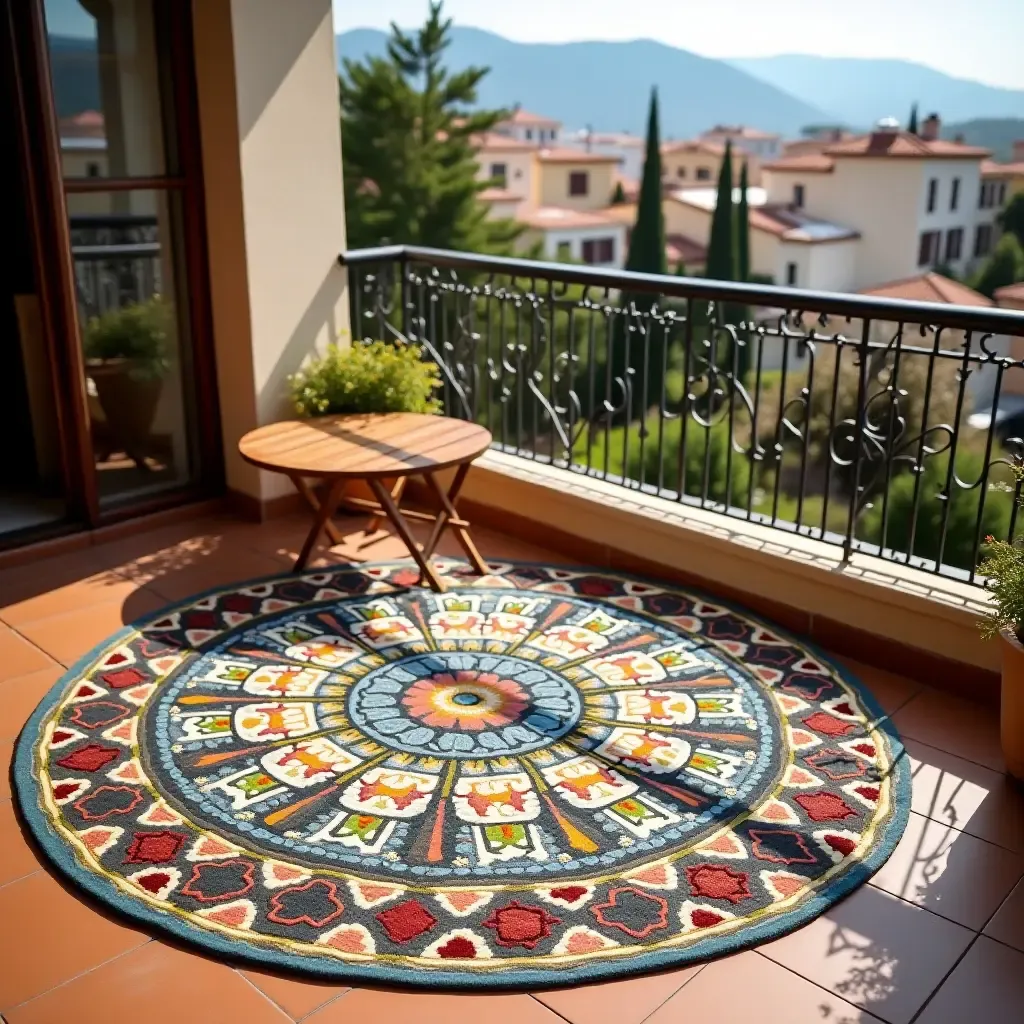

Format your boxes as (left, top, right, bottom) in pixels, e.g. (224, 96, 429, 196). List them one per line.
(569, 170, 589, 197)
(9, 0, 221, 530)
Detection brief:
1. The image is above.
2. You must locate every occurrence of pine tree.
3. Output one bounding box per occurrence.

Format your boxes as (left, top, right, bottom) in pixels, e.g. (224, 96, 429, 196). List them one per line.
(339, 1, 519, 253)
(1000, 192, 1024, 248)
(908, 103, 919, 135)
(604, 88, 667, 423)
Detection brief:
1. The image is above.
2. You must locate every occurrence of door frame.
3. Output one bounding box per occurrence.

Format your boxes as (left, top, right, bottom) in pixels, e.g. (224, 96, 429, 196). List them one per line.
(2, 0, 223, 535)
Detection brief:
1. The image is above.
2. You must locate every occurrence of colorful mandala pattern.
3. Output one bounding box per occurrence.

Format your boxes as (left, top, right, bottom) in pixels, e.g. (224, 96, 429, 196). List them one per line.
(15, 561, 910, 988)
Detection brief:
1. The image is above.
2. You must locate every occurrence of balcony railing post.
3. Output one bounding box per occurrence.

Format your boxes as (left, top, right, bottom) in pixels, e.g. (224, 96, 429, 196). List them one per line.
(843, 317, 873, 562)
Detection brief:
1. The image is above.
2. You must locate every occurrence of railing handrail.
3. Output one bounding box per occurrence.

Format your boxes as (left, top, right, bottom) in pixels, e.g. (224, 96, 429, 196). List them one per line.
(72, 242, 161, 259)
(339, 244, 1024, 335)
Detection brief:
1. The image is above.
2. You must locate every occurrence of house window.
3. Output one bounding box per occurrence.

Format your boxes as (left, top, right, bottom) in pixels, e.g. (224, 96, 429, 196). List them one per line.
(979, 181, 987, 209)
(696, 167, 711, 181)
(999, 182, 1008, 205)
(945, 227, 963, 262)
(793, 183, 805, 208)
(490, 163, 507, 186)
(525, 128, 533, 141)
(974, 223, 994, 257)
(918, 229, 941, 266)
(926, 178, 938, 213)
(86, 162, 100, 177)
(677, 166, 687, 179)
(786, 262, 798, 286)
(556, 241, 572, 261)
(569, 171, 589, 196)
(598, 238, 615, 263)
(950, 177, 960, 211)
(582, 239, 596, 264)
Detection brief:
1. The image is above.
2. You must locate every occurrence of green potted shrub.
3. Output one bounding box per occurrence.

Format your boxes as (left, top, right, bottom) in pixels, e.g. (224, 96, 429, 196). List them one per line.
(83, 296, 171, 469)
(288, 339, 442, 507)
(979, 525, 1024, 782)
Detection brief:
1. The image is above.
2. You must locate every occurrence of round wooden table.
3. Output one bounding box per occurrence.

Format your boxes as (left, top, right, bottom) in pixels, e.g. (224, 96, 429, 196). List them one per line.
(238, 412, 493, 590)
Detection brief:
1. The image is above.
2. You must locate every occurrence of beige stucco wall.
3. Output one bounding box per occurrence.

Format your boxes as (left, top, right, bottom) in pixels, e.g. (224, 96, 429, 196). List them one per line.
(539, 161, 616, 210)
(192, 0, 349, 502)
(662, 149, 721, 186)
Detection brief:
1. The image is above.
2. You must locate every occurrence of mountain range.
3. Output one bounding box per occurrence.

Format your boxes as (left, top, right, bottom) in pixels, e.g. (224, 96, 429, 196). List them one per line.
(337, 27, 1024, 152)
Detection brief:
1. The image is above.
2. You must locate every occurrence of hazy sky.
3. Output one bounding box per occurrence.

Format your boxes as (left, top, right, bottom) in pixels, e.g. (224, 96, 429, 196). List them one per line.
(332, 0, 1024, 90)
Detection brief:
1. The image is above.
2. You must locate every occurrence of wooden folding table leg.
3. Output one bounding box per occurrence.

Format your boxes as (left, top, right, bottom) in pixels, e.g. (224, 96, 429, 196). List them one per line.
(366, 476, 408, 535)
(368, 477, 446, 592)
(423, 465, 489, 574)
(289, 474, 343, 546)
(293, 478, 345, 572)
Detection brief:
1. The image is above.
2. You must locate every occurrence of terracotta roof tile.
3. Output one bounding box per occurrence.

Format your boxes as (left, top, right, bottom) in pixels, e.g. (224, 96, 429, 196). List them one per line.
(994, 282, 1024, 306)
(501, 109, 562, 127)
(763, 153, 835, 173)
(473, 132, 539, 152)
(983, 160, 1024, 178)
(823, 131, 990, 159)
(479, 187, 525, 203)
(666, 233, 707, 265)
(860, 272, 992, 307)
(662, 139, 726, 157)
(519, 206, 623, 230)
(537, 147, 619, 164)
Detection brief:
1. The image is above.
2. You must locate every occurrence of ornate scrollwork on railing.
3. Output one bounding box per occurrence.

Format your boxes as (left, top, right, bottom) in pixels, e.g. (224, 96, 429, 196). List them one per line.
(343, 248, 1024, 580)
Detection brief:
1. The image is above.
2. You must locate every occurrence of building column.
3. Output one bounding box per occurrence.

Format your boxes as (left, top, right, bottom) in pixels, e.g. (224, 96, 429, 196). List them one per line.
(191, 0, 348, 508)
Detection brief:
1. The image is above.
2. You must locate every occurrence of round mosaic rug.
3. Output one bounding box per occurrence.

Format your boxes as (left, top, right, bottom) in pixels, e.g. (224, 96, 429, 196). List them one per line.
(15, 561, 909, 988)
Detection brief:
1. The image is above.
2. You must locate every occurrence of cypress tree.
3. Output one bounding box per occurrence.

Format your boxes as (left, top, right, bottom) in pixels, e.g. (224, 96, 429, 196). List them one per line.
(605, 87, 667, 423)
(908, 103, 919, 135)
(736, 160, 751, 284)
(705, 141, 735, 284)
(610, 181, 627, 205)
(624, 89, 667, 278)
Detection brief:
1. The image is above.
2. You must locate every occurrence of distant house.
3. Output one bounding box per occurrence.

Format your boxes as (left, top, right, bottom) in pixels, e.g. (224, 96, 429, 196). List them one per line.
(700, 125, 783, 163)
(762, 115, 1000, 286)
(473, 129, 626, 267)
(562, 130, 646, 181)
(492, 108, 562, 146)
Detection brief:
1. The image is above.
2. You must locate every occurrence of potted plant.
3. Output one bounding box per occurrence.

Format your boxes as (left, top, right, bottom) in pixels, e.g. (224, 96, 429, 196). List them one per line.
(979, 526, 1024, 782)
(288, 339, 442, 510)
(83, 296, 171, 471)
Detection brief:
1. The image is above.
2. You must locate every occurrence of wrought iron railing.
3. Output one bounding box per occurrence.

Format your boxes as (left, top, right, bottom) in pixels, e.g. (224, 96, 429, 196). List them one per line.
(339, 244, 1024, 583)
(70, 214, 161, 320)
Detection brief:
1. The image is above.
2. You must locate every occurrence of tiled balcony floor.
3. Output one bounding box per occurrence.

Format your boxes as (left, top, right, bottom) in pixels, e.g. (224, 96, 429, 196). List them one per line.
(2, 509, 1024, 1023)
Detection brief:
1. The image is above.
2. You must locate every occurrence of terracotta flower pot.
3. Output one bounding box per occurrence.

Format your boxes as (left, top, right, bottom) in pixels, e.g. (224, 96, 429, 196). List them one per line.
(86, 359, 163, 470)
(999, 631, 1024, 782)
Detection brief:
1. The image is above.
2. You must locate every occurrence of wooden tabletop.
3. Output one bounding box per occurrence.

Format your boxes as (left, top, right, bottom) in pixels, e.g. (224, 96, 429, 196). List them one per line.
(238, 413, 493, 478)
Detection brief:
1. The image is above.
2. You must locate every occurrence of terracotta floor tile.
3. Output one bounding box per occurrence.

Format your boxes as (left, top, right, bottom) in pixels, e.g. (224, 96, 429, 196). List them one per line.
(0, 666, 63, 743)
(915, 936, 1024, 1023)
(304, 990, 563, 1024)
(868, 811, 1024, 930)
(15, 590, 166, 667)
(646, 951, 884, 1023)
(984, 878, 1024, 952)
(0, 571, 149, 630)
(239, 966, 348, 1019)
(533, 963, 702, 1024)
(0, 626, 57, 683)
(0, 871, 149, 1010)
(758, 883, 973, 1024)
(0, 739, 12, 799)
(5, 941, 291, 1024)
(834, 657, 921, 717)
(144, 550, 292, 603)
(893, 690, 1004, 772)
(0, 551, 110, 612)
(902, 738, 1024, 853)
(0, 799, 42, 887)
